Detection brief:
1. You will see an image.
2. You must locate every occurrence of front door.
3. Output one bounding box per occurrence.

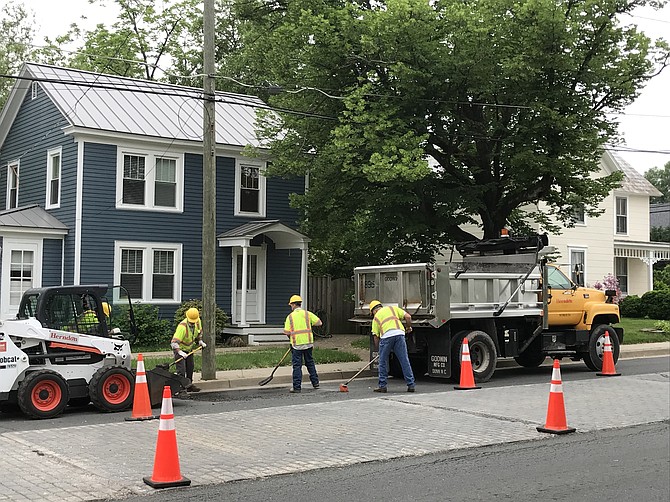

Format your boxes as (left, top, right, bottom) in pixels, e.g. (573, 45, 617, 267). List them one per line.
(1, 237, 42, 320)
(232, 247, 266, 324)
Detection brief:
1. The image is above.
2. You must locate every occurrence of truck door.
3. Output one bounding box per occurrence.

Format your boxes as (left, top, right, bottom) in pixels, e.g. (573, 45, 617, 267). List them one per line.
(546, 266, 582, 326)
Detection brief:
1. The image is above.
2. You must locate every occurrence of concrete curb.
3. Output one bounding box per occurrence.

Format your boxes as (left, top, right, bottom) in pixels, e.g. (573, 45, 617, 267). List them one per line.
(190, 342, 669, 393)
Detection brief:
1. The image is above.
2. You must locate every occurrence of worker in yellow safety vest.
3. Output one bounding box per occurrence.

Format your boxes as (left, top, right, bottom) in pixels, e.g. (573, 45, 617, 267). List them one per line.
(283, 295, 322, 393)
(171, 307, 207, 392)
(370, 300, 415, 393)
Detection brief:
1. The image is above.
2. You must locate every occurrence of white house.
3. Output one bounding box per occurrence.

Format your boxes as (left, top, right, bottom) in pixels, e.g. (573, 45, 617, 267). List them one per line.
(453, 151, 670, 296)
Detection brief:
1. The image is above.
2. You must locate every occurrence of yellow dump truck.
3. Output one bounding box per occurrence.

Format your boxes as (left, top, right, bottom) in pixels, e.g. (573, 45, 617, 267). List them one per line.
(351, 235, 623, 382)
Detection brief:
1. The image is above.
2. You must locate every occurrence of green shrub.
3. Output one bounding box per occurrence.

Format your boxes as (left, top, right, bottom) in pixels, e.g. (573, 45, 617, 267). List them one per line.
(112, 303, 172, 348)
(654, 320, 670, 334)
(174, 299, 229, 343)
(641, 290, 670, 320)
(619, 295, 643, 318)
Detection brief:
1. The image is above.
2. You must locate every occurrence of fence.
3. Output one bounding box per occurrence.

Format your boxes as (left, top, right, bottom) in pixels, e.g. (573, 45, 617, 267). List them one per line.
(308, 276, 357, 334)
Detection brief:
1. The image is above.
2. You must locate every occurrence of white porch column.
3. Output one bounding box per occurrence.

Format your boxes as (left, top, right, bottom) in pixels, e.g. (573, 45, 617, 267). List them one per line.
(649, 251, 654, 291)
(240, 245, 248, 328)
(300, 244, 308, 310)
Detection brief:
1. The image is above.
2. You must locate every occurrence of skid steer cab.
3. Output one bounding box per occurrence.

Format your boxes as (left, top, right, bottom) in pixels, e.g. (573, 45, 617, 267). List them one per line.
(0, 285, 139, 419)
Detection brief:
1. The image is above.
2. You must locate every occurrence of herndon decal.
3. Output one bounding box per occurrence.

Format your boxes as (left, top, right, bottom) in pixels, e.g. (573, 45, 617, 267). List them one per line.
(50, 332, 80, 342)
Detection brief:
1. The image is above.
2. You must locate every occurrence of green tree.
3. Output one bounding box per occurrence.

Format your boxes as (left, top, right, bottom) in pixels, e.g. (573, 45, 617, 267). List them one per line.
(0, 1, 34, 108)
(230, 0, 668, 275)
(645, 161, 670, 203)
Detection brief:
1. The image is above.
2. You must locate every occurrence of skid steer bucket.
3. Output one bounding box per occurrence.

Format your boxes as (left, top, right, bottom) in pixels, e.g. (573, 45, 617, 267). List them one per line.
(145, 367, 191, 407)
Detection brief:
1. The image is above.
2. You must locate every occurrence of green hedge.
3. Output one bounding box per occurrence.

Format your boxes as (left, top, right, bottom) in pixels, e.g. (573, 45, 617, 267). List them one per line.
(620, 291, 670, 320)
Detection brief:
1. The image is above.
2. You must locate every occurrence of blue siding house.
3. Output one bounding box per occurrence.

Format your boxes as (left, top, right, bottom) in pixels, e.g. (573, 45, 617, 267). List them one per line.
(0, 63, 309, 343)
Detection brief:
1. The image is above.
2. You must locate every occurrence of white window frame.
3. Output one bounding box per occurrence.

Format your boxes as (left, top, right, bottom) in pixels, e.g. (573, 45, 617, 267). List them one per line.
(568, 246, 587, 287)
(113, 241, 183, 304)
(45, 147, 62, 209)
(615, 257, 628, 295)
(234, 161, 266, 217)
(6, 159, 19, 210)
(571, 207, 586, 226)
(115, 147, 184, 212)
(615, 196, 628, 235)
(31, 82, 38, 100)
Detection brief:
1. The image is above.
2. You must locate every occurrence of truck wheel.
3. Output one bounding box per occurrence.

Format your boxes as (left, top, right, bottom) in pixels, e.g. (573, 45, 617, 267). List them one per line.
(583, 325, 620, 372)
(453, 331, 497, 383)
(514, 350, 546, 368)
(17, 370, 70, 419)
(89, 366, 134, 412)
(514, 341, 546, 368)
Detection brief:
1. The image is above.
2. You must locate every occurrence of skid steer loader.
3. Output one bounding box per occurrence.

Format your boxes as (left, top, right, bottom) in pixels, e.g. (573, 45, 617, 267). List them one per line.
(0, 285, 141, 419)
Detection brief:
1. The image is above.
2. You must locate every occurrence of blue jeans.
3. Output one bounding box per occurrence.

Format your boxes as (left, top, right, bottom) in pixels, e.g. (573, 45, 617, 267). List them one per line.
(292, 347, 319, 389)
(378, 335, 415, 388)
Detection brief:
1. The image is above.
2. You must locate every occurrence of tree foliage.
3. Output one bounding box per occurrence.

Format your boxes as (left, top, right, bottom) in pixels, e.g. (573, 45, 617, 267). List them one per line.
(645, 161, 670, 203)
(228, 0, 669, 275)
(0, 1, 34, 107)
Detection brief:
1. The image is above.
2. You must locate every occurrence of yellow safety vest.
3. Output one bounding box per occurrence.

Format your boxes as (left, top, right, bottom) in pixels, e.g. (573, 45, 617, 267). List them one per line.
(173, 319, 202, 350)
(284, 308, 316, 347)
(372, 306, 405, 337)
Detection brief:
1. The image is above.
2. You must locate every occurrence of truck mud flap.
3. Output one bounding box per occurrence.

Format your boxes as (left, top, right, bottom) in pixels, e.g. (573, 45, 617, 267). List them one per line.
(426, 333, 451, 378)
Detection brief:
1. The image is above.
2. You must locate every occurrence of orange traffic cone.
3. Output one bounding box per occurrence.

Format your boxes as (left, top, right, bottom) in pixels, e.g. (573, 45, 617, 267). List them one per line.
(143, 386, 191, 489)
(596, 332, 621, 377)
(537, 359, 576, 434)
(126, 354, 158, 421)
(454, 338, 481, 390)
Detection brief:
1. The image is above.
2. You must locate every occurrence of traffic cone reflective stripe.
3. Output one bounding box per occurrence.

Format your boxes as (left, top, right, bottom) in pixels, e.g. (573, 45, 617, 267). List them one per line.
(537, 359, 576, 435)
(143, 386, 191, 489)
(454, 338, 481, 390)
(596, 332, 621, 377)
(126, 353, 158, 421)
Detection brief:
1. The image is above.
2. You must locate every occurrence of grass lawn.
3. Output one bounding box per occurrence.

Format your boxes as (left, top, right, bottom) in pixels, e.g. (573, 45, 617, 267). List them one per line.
(139, 347, 361, 371)
(618, 318, 669, 344)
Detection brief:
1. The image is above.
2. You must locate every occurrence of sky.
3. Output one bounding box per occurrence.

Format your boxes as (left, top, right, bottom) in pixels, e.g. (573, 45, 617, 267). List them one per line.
(21, 0, 670, 174)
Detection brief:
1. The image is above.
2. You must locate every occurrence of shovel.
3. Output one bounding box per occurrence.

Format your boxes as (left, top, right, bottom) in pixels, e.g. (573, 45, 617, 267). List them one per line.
(339, 354, 380, 392)
(156, 345, 203, 371)
(258, 347, 292, 386)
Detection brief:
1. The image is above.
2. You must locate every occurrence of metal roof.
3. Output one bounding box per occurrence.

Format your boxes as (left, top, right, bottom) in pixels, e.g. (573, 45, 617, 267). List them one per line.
(607, 151, 663, 197)
(25, 63, 268, 148)
(0, 205, 68, 233)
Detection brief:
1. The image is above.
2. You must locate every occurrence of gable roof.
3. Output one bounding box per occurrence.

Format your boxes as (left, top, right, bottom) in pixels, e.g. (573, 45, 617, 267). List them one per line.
(0, 205, 68, 235)
(603, 150, 663, 197)
(0, 63, 269, 149)
(218, 220, 309, 249)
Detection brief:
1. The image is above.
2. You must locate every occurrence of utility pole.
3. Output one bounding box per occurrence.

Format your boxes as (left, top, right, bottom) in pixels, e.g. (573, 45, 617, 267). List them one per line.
(201, 0, 216, 380)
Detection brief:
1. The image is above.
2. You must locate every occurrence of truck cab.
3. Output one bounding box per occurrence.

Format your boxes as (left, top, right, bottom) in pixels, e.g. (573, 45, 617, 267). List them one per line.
(546, 264, 620, 331)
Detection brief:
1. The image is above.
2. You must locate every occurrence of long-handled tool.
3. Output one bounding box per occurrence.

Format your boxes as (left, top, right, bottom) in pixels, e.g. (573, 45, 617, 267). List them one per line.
(339, 354, 380, 392)
(258, 347, 291, 386)
(156, 345, 203, 370)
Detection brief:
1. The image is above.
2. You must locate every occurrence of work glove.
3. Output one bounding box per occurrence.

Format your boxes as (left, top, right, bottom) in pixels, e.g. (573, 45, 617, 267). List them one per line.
(178, 350, 188, 359)
(198, 340, 207, 348)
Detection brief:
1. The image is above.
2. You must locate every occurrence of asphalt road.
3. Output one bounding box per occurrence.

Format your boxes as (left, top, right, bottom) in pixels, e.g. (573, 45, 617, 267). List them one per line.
(108, 421, 670, 502)
(0, 356, 668, 433)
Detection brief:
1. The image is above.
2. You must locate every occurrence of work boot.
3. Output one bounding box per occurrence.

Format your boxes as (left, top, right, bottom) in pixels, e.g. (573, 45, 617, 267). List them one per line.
(313, 383, 320, 389)
(186, 384, 201, 392)
(290, 388, 301, 393)
(407, 386, 416, 393)
(373, 387, 387, 393)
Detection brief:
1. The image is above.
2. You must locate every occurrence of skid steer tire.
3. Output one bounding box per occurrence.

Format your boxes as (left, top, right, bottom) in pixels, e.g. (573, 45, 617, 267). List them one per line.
(89, 366, 134, 412)
(17, 370, 70, 419)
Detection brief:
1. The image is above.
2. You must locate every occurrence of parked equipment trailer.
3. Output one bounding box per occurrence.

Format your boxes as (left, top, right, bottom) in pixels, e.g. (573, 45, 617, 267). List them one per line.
(351, 235, 623, 382)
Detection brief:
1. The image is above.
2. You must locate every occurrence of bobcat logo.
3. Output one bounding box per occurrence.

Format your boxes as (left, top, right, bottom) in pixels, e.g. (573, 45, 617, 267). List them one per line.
(113, 343, 124, 352)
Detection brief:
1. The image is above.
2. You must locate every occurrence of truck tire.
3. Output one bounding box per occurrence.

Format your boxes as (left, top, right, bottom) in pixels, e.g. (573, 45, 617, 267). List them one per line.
(452, 331, 497, 383)
(89, 366, 134, 412)
(514, 336, 546, 368)
(389, 355, 404, 378)
(17, 370, 70, 419)
(583, 325, 620, 372)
